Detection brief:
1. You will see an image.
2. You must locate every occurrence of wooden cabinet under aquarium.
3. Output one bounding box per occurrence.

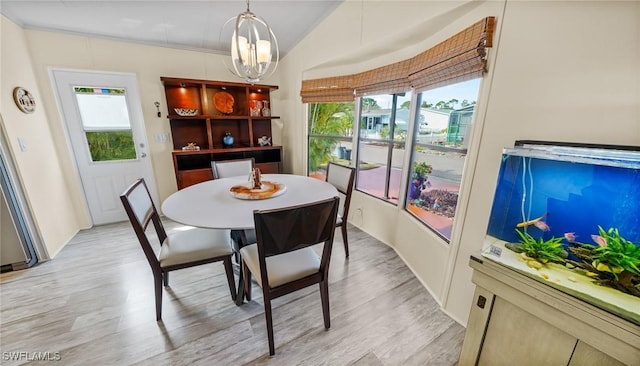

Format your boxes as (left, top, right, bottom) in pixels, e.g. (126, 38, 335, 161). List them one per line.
(460, 141, 640, 366)
(459, 253, 639, 366)
(161, 77, 282, 189)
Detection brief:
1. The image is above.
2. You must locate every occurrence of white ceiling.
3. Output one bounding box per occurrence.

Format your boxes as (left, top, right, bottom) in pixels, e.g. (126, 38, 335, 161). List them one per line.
(0, 0, 344, 57)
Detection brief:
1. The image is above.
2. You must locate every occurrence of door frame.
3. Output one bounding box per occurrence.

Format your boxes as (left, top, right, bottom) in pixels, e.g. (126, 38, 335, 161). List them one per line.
(0, 114, 49, 265)
(48, 67, 158, 225)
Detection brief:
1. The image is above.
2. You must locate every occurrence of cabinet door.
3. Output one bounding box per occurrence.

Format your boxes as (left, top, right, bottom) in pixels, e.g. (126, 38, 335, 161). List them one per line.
(478, 297, 576, 366)
(256, 162, 281, 174)
(568, 341, 626, 366)
(178, 168, 213, 189)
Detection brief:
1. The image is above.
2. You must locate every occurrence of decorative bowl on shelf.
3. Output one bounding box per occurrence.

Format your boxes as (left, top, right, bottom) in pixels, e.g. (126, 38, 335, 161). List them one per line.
(174, 108, 198, 116)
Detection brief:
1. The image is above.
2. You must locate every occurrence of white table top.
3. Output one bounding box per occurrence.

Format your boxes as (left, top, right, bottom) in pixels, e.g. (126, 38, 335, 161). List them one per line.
(161, 174, 339, 230)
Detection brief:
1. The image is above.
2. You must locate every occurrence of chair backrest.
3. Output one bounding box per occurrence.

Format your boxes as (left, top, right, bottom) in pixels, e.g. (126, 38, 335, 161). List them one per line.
(253, 197, 340, 279)
(120, 179, 164, 273)
(211, 158, 255, 179)
(325, 162, 355, 218)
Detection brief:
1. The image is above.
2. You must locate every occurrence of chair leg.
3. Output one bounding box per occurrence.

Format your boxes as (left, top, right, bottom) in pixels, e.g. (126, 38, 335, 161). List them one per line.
(242, 262, 252, 302)
(223, 256, 237, 301)
(154, 276, 163, 321)
(263, 294, 275, 356)
(341, 224, 349, 258)
(163, 271, 169, 286)
(320, 280, 331, 329)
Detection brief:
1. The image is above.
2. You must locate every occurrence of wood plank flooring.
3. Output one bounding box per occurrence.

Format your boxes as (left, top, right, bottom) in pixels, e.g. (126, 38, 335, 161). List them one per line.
(0, 221, 465, 365)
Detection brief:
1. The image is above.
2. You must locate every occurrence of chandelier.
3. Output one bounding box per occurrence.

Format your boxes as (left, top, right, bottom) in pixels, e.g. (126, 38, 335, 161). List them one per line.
(223, 0, 279, 83)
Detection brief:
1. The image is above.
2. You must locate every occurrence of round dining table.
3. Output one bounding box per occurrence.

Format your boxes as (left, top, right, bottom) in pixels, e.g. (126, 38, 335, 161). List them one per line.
(162, 174, 339, 305)
(161, 174, 339, 229)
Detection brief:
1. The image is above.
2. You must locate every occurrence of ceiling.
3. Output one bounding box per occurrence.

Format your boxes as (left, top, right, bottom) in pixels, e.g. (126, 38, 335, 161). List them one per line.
(0, 1, 344, 57)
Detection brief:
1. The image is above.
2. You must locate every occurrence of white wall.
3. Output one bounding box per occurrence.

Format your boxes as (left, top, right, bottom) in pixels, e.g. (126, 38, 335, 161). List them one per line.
(1, 16, 80, 257)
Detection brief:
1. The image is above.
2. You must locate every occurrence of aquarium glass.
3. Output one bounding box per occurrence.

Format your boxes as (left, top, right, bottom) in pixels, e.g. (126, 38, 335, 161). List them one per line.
(483, 142, 640, 325)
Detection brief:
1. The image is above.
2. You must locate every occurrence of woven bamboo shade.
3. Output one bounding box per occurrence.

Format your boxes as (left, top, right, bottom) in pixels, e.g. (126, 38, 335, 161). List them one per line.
(408, 17, 495, 91)
(352, 59, 412, 97)
(300, 76, 355, 103)
(300, 16, 495, 102)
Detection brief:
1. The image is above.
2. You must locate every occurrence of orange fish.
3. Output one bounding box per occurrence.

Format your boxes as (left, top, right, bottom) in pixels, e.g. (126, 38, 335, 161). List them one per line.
(516, 213, 548, 229)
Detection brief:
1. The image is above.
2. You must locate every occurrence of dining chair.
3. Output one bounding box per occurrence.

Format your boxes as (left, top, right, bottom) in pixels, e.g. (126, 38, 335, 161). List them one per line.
(211, 157, 255, 179)
(119, 178, 236, 321)
(240, 196, 340, 356)
(211, 157, 256, 264)
(325, 162, 356, 258)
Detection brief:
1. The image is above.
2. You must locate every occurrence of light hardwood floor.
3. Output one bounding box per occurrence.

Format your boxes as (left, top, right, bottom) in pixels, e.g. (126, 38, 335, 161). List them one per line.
(0, 221, 465, 365)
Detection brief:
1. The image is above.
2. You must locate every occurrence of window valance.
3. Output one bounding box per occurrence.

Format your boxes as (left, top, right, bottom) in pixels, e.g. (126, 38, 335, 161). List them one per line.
(300, 16, 496, 103)
(300, 76, 355, 103)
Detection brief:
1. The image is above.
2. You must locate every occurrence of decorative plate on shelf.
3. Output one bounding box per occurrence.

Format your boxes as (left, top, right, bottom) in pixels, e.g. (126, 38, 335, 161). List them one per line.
(229, 181, 286, 200)
(213, 91, 234, 114)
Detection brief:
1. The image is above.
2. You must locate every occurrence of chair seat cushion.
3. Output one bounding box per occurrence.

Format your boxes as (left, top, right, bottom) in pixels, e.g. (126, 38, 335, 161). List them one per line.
(240, 244, 320, 288)
(336, 214, 343, 226)
(159, 228, 232, 268)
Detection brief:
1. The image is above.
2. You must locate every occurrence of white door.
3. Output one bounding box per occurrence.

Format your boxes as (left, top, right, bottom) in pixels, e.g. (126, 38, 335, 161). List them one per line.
(51, 69, 157, 225)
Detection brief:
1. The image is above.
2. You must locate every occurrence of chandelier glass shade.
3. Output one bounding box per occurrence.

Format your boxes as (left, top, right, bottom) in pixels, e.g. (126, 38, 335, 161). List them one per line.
(225, 0, 279, 83)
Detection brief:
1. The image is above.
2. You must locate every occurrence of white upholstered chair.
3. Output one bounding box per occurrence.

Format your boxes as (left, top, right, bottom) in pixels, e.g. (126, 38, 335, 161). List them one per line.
(211, 158, 255, 179)
(240, 196, 340, 355)
(325, 162, 356, 257)
(120, 179, 236, 321)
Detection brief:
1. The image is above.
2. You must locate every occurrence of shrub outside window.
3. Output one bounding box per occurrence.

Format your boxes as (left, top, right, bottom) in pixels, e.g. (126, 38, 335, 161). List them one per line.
(405, 79, 481, 241)
(308, 102, 355, 180)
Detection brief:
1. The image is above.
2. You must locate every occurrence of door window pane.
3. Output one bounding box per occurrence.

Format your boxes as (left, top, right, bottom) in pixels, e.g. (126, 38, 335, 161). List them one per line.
(74, 87, 136, 162)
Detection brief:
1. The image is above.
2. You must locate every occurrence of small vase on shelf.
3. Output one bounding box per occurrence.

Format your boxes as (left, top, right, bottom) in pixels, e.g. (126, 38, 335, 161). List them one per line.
(250, 100, 262, 117)
(222, 131, 234, 147)
(262, 100, 271, 117)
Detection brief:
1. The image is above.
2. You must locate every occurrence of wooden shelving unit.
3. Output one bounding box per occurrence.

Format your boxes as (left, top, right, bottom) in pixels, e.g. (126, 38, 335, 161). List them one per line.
(161, 77, 282, 189)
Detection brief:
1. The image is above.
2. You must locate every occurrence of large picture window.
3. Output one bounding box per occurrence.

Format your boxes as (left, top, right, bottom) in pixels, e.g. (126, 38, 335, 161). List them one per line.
(356, 92, 411, 204)
(308, 102, 355, 180)
(405, 79, 481, 240)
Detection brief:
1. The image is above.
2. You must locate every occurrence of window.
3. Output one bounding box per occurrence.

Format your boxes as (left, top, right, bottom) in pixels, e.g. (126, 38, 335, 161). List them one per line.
(405, 79, 481, 241)
(356, 92, 411, 204)
(308, 102, 356, 180)
(74, 87, 136, 162)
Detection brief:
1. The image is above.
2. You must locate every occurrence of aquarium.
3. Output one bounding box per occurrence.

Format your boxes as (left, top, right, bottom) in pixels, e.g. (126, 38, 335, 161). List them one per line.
(482, 141, 640, 325)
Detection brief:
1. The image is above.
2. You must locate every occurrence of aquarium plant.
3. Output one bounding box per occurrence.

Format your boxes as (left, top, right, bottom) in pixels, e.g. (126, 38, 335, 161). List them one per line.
(509, 229, 567, 265)
(568, 227, 640, 297)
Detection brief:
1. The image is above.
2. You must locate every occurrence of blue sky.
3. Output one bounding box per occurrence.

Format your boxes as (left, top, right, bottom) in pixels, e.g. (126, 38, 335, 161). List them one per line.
(372, 78, 481, 109)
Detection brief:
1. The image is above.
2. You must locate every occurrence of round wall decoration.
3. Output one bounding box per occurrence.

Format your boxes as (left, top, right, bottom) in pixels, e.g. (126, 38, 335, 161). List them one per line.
(13, 87, 36, 114)
(213, 91, 234, 114)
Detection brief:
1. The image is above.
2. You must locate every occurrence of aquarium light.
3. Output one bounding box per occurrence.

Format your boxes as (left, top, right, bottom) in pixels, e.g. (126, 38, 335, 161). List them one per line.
(504, 144, 640, 169)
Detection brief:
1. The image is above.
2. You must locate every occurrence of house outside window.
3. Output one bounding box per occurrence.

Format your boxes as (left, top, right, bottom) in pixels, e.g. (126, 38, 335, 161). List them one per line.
(355, 93, 411, 204)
